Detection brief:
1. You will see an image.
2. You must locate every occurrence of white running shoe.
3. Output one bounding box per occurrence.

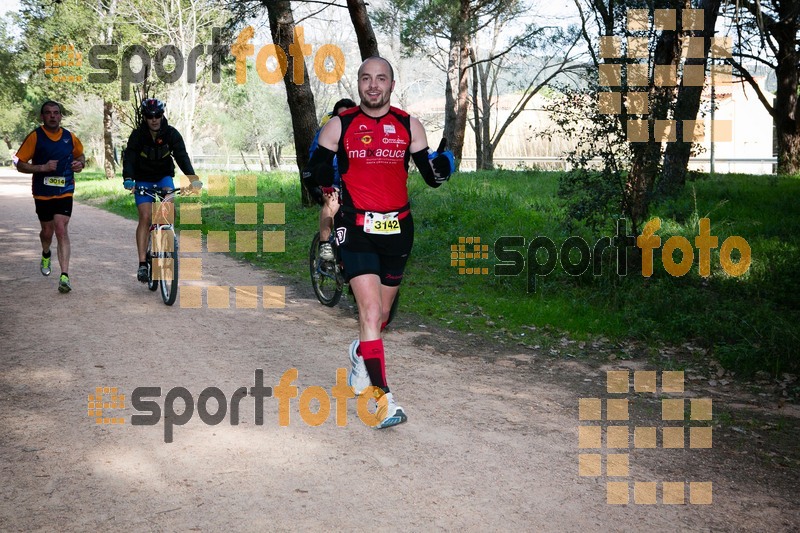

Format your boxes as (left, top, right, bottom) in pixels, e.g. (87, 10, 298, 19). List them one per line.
(375, 391, 407, 429)
(348, 340, 371, 395)
(320, 242, 335, 261)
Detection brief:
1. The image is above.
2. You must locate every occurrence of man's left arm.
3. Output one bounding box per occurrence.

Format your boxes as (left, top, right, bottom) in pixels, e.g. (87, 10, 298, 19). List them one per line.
(71, 135, 86, 173)
(409, 117, 454, 188)
(169, 128, 196, 176)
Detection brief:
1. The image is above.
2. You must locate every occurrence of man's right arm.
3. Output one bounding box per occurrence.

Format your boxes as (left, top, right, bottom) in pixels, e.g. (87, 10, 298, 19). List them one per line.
(16, 160, 56, 174)
(121, 130, 138, 180)
(13, 131, 53, 174)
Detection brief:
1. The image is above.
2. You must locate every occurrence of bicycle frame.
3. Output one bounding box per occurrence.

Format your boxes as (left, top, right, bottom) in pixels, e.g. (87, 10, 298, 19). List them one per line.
(134, 185, 186, 306)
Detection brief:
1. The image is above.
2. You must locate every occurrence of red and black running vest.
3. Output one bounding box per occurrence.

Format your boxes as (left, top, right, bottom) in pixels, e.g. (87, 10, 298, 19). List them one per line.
(336, 106, 413, 213)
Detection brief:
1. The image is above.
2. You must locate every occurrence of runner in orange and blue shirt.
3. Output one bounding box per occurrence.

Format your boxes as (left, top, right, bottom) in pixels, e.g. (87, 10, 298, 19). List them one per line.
(305, 57, 455, 429)
(14, 100, 86, 293)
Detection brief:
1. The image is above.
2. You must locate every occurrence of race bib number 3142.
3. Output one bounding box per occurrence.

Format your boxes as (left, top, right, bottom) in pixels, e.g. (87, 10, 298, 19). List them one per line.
(364, 211, 401, 235)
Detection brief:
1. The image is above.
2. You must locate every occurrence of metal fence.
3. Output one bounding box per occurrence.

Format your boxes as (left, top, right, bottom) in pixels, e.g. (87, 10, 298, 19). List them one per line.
(193, 154, 778, 174)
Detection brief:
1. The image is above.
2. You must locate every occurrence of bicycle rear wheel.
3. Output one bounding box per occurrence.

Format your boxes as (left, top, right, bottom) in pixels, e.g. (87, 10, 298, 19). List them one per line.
(309, 232, 342, 307)
(159, 228, 178, 306)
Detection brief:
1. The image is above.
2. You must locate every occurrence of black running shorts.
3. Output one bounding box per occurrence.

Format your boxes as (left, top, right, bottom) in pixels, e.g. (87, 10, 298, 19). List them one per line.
(335, 211, 414, 287)
(35, 196, 73, 222)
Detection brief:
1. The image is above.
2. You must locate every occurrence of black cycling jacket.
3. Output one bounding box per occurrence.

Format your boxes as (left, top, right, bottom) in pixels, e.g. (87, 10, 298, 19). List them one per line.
(122, 118, 195, 182)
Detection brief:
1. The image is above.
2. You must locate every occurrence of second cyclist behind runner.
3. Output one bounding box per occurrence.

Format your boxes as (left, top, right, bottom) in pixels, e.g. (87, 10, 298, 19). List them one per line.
(308, 97, 357, 261)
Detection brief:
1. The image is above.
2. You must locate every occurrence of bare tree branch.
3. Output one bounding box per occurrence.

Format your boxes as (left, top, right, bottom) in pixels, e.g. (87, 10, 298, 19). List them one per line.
(726, 55, 776, 117)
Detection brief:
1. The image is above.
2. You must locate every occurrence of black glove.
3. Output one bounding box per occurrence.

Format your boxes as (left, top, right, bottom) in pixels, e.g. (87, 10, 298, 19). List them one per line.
(429, 138, 455, 183)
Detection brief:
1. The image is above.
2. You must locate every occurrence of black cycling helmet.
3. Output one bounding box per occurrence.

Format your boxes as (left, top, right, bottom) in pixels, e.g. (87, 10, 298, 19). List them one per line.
(141, 98, 166, 118)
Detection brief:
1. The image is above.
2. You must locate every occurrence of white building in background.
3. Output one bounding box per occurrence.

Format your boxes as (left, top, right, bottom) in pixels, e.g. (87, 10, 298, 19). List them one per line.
(408, 76, 776, 174)
(688, 75, 775, 174)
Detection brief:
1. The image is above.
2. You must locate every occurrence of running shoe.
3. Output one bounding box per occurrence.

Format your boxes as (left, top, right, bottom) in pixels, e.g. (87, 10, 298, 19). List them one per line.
(319, 242, 335, 262)
(375, 391, 407, 429)
(40, 256, 51, 276)
(58, 274, 71, 293)
(137, 265, 149, 283)
(348, 339, 371, 396)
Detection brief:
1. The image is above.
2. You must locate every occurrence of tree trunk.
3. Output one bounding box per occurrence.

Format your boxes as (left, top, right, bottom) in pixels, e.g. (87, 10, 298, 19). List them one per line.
(240, 150, 251, 172)
(773, 1, 800, 175)
(470, 49, 482, 170)
(103, 100, 115, 178)
(269, 143, 281, 170)
(477, 58, 493, 170)
(624, 1, 684, 227)
(102, 0, 118, 179)
(256, 138, 267, 172)
(778, 130, 800, 175)
(345, 0, 380, 59)
(660, 0, 723, 196)
(263, 0, 318, 205)
(443, 0, 470, 163)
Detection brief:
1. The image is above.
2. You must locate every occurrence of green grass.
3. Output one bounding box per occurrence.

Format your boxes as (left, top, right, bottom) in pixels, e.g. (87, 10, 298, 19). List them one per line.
(73, 169, 800, 377)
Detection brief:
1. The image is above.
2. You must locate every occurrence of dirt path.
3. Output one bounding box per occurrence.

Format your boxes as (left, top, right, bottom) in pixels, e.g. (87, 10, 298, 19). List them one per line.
(0, 169, 797, 532)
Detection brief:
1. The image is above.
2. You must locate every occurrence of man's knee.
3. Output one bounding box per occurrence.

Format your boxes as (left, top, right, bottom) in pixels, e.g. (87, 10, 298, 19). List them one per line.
(137, 209, 152, 226)
(53, 218, 69, 238)
(40, 228, 54, 241)
(54, 226, 68, 240)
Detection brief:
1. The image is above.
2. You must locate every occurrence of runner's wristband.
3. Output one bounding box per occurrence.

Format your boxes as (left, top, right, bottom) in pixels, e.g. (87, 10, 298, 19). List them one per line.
(412, 148, 440, 188)
(306, 146, 337, 187)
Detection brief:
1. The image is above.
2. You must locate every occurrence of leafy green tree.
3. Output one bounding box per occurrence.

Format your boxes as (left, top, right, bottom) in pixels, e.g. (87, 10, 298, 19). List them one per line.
(571, 0, 725, 231)
(116, 0, 231, 157)
(379, 0, 514, 162)
(0, 15, 26, 152)
(15, 0, 144, 177)
(211, 64, 293, 171)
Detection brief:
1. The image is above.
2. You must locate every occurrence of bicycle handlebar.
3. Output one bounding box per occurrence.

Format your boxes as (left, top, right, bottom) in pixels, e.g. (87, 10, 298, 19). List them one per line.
(133, 181, 203, 199)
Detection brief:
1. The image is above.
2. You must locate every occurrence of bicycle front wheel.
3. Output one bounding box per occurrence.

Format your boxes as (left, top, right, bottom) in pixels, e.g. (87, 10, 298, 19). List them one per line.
(159, 228, 178, 306)
(152, 227, 178, 306)
(146, 234, 158, 291)
(309, 232, 342, 307)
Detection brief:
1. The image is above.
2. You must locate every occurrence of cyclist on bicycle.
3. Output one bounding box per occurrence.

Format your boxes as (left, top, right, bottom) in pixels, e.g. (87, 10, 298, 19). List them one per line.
(304, 57, 454, 429)
(122, 98, 196, 283)
(308, 98, 357, 261)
